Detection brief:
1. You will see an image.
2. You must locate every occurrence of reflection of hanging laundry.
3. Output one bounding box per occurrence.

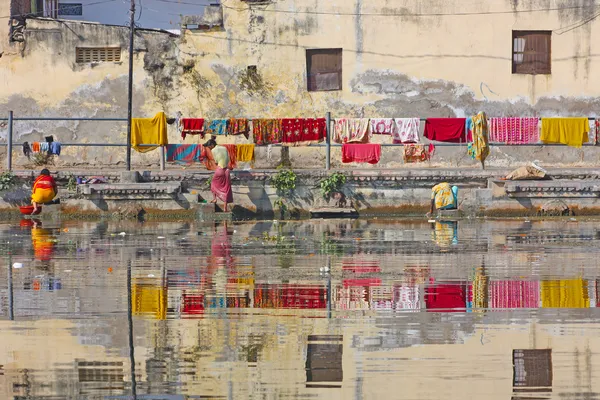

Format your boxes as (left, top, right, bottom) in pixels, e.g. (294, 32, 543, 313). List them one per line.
(541, 278, 589, 308)
(469, 268, 488, 310)
(132, 279, 167, 319)
(182, 293, 204, 316)
(425, 280, 466, 312)
(253, 284, 326, 309)
(490, 280, 539, 309)
(393, 284, 420, 310)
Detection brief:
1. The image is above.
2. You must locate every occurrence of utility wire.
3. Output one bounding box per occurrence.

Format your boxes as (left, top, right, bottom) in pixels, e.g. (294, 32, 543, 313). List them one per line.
(149, 0, 597, 17)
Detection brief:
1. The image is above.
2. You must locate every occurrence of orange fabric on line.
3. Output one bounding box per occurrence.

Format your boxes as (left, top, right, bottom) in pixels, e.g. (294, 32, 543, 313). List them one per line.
(223, 144, 237, 170)
(32, 142, 40, 152)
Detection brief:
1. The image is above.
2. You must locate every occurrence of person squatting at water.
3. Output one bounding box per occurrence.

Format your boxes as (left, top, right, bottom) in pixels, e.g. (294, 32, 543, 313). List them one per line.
(427, 182, 458, 217)
(31, 169, 57, 214)
(203, 136, 233, 212)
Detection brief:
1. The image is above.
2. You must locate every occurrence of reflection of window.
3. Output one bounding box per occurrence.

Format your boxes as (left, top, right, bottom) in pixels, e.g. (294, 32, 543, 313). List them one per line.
(78, 361, 125, 395)
(306, 48, 343, 92)
(78, 361, 124, 382)
(512, 31, 551, 75)
(306, 335, 343, 388)
(513, 349, 552, 389)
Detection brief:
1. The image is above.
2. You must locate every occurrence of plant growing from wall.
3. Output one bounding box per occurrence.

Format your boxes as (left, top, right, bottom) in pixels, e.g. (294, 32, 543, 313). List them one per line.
(32, 152, 54, 167)
(271, 169, 297, 217)
(66, 174, 77, 192)
(319, 172, 347, 201)
(0, 171, 16, 191)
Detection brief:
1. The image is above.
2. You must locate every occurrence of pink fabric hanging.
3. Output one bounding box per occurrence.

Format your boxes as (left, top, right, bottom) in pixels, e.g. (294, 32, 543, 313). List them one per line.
(489, 117, 539, 144)
(490, 280, 539, 309)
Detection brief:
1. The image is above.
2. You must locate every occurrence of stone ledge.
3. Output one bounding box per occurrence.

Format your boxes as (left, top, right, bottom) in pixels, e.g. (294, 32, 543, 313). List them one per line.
(504, 180, 600, 198)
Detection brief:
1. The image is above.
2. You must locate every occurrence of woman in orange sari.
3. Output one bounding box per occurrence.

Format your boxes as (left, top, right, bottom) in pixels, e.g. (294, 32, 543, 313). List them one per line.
(31, 169, 57, 213)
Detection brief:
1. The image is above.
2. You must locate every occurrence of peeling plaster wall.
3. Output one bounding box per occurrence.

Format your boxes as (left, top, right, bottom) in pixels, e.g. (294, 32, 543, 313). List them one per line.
(2, 0, 600, 169)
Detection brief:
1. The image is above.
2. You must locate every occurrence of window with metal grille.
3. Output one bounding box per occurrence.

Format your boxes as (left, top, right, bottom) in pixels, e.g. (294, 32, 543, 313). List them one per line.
(513, 349, 552, 388)
(306, 48, 342, 92)
(78, 361, 124, 382)
(512, 31, 551, 75)
(76, 47, 121, 63)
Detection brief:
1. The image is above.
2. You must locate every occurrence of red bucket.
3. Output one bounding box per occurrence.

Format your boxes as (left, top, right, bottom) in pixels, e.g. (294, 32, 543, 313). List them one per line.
(19, 205, 42, 215)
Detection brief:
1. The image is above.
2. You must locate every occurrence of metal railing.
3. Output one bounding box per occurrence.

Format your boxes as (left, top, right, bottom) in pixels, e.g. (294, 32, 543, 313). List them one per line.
(1, 111, 597, 172)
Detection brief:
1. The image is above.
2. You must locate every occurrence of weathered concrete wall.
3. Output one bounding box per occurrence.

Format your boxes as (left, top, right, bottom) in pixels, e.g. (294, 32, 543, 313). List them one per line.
(2, 0, 600, 170)
(0, 168, 598, 218)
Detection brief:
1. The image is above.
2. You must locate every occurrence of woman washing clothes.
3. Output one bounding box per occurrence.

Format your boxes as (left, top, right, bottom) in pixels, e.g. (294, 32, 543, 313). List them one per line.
(427, 182, 458, 218)
(203, 136, 233, 212)
(31, 169, 57, 214)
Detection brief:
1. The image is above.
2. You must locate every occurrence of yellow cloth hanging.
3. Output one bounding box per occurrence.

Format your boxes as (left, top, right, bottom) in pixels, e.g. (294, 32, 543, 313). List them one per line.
(131, 112, 168, 153)
(541, 278, 589, 308)
(132, 279, 167, 320)
(541, 118, 589, 148)
(470, 112, 490, 163)
(236, 144, 255, 163)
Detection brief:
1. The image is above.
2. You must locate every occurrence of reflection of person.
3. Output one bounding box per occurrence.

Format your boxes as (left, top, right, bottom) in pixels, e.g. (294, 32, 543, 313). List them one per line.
(211, 221, 232, 265)
(427, 182, 458, 217)
(31, 169, 57, 213)
(204, 137, 233, 212)
(31, 220, 55, 262)
(432, 221, 458, 248)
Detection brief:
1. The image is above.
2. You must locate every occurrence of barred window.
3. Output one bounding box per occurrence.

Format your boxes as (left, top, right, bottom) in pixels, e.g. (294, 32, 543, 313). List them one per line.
(512, 31, 551, 75)
(76, 47, 121, 63)
(306, 48, 342, 92)
(513, 349, 552, 388)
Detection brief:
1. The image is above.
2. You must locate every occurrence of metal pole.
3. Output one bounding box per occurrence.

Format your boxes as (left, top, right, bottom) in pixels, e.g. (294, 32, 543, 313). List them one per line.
(126, 0, 136, 171)
(325, 112, 331, 171)
(7, 111, 13, 171)
(8, 253, 14, 321)
(159, 146, 165, 171)
(326, 255, 331, 320)
(127, 261, 138, 398)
